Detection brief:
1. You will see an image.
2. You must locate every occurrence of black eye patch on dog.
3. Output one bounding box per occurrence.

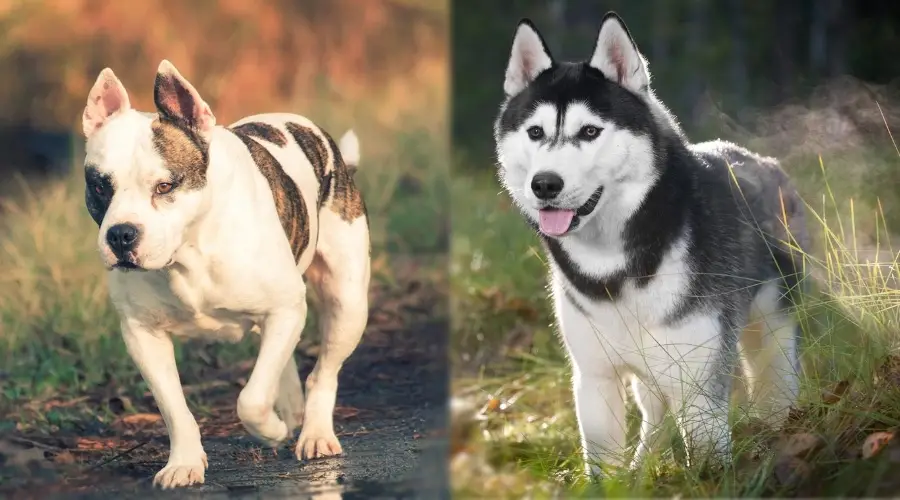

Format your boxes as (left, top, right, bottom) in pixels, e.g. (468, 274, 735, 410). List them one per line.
(84, 164, 115, 227)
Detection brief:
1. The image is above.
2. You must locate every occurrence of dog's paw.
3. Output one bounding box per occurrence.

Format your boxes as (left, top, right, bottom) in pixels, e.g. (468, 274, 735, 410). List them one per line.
(295, 429, 343, 460)
(153, 453, 208, 489)
(237, 400, 290, 446)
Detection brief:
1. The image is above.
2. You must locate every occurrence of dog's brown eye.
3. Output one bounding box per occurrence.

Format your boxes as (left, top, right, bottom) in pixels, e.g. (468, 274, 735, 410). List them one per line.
(155, 182, 174, 195)
(94, 185, 103, 195)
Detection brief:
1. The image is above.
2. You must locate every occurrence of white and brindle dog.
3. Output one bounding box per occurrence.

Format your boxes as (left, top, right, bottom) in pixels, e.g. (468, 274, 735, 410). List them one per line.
(81, 60, 370, 489)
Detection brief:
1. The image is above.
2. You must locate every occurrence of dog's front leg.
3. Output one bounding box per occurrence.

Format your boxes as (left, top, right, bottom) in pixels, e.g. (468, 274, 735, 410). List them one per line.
(237, 302, 307, 446)
(120, 318, 207, 489)
(573, 366, 629, 478)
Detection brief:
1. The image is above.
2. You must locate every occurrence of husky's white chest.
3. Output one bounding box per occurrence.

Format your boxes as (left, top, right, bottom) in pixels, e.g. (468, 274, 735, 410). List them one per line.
(549, 236, 706, 372)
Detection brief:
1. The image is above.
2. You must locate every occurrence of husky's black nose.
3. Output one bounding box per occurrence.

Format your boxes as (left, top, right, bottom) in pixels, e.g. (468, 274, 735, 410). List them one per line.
(106, 223, 140, 258)
(531, 172, 564, 200)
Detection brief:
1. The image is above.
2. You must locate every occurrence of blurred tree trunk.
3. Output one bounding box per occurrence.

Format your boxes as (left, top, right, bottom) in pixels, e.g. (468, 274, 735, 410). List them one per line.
(726, 0, 748, 116)
(809, 0, 828, 78)
(827, 0, 847, 77)
(651, 0, 669, 64)
(774, 0, 800, 104)
(684, 0, 707, 126)
(546, 0, 567, 55)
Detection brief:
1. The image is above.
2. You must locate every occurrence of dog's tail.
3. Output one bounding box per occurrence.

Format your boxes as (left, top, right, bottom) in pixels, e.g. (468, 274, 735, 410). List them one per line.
(338, 129, 360, 175)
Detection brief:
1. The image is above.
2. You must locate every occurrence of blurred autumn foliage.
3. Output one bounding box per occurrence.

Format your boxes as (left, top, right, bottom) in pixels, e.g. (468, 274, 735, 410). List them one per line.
(0, 0, 447, 130)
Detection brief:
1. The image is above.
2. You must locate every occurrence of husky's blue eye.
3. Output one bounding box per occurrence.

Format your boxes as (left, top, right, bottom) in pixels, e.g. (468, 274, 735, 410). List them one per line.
(527, 126, 545, 141)
(578, 125, 602, 141)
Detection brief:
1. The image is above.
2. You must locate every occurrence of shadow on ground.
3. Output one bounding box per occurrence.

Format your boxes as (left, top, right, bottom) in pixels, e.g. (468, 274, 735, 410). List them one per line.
(0, 257, 450, 500)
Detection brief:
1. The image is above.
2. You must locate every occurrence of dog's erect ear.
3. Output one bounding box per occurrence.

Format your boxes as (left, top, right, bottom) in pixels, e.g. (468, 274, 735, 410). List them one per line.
(589, 12, 649, 94)
(504, 19, 554, 97)
(83, 68, 131, 138)
(154, 60, 216, 133)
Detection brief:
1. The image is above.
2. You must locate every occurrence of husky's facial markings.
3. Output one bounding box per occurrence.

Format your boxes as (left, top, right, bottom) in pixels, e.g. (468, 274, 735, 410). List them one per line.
(230, 126, 310, 262)
(496, 16, 659, 238)
(494, 12, 809, 480)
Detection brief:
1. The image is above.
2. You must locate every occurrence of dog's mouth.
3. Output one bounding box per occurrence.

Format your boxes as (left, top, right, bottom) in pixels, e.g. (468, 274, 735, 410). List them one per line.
(111, 252, 145, 272)
(537, 185, 604, 237)
(112, 261, 143, 271)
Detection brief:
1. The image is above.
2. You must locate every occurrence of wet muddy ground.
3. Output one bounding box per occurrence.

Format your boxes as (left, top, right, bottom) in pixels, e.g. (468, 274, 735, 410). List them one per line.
(0, 257, 449, 499)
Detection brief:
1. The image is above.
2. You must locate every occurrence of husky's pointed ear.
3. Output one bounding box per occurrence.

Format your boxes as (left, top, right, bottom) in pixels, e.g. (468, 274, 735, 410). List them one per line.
(504, 19, 553, 97)
(589, 12, 649, 94)
(83, 68, 131, 138)
(154, 60, 216, 133)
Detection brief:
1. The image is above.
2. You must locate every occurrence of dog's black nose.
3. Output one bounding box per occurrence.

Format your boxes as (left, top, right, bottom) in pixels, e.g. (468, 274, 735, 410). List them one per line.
(531, 172, 564, 200)
(106, 223, 140, 257)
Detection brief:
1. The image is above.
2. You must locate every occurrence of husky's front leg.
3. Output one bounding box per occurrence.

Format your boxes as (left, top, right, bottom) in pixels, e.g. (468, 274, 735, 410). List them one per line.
(665, 316, 739, 467)
(573, 364, 629, 477)
(120, 317, 207, 489)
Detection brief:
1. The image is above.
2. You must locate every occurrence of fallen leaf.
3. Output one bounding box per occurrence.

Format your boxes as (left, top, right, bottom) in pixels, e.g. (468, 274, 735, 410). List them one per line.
(51, 450, 76, 464)
(334, 406, 360, 419)
(75, 438, 120, 450)
(874, 355, 900, 386)
(776, 432, 823, 459)
(505, 298, 540, 321)
(822, 380, 850, 405)
(120, 413, 162, 426)
(774, 456, 811, 488)
(483, 397, 501, 413)
(862, 431, 895, 459)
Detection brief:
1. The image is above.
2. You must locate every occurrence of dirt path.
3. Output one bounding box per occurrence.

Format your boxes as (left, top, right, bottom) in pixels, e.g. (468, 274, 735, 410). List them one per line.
(0, 257, 449, 499)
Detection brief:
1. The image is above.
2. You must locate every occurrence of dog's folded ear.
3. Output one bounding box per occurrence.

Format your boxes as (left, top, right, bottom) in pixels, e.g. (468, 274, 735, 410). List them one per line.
(153, 60, 216, 133)
(504, 19, 554, 97)
(83, 68, 131, 138)
(590, 12, 650, 95)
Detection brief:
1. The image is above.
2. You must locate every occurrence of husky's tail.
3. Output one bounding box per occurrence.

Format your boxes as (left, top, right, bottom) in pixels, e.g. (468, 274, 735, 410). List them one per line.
(338, 129, 360, 175)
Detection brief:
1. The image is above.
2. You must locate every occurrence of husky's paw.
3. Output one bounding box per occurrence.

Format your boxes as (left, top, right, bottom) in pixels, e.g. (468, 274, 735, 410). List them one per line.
(295, 428, 343, 460)
(153, 453, 208, 489)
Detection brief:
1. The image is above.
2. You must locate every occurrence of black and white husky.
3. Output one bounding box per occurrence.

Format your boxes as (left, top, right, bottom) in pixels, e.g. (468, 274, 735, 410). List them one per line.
(493, 12, 811, 476)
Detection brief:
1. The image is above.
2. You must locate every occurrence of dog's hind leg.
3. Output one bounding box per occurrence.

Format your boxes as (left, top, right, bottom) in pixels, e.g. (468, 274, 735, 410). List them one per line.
(741, 283, 800, 423)
(275, 354, 305, 435)
(296, 210, 370, 460)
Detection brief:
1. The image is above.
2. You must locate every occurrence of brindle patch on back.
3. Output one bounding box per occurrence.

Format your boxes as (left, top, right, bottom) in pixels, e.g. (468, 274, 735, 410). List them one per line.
(230, 127, 309, 263)
(150, 118, 209, 190)
(231, 122, 288, 147)
(323, 133, 367, 222)
(284, 122, 331, 208)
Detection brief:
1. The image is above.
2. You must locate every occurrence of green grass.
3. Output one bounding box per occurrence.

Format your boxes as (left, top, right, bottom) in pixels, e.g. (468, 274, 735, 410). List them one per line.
(0, 115, 448, 430)
(450, 149, 900, 497)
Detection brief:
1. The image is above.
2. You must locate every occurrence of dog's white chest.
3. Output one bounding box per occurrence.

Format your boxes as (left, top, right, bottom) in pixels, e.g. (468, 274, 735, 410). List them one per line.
(109, 264, 262, 342)
(551, 236, 705, 373)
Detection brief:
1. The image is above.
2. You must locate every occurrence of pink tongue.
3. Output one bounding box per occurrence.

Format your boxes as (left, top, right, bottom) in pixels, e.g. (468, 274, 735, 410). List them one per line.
(538, 209, 575, 236)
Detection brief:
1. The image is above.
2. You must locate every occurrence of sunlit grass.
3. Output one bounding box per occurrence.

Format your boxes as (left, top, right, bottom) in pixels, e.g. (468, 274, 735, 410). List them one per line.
(450, 147, 900, 497)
